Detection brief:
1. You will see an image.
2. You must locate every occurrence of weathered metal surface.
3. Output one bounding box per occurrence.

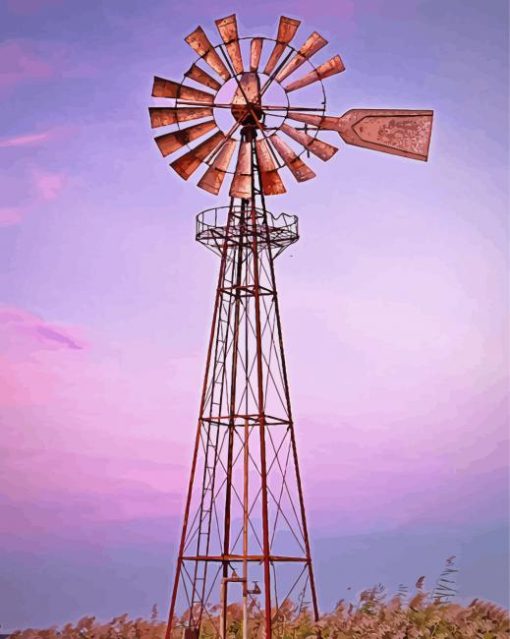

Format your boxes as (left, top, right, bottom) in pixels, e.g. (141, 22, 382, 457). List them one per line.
(152, 76, 215, 104)
(284, 54, 345, 92)
(149, 106, 213, 128)
(231, 72, 262, 125)
(215, 14, 244, 75)
(276, 32, 328, 83)
(229, 141, 252, 198)
(154, 120, 217, 157)
(250, 37, 263, 71)
(256, 138, 286, 195)
(185, 26, 231, 81)
(197, 138, 237, 194)
(337, 109, 434, 161)
(170, 130, 225, 180)
(281, 122, 338, 161)
(269, 134, 316, 182)
(264, 16, 301, 75)
(287, 111, 339, 129)
(184, 64, 222, 91)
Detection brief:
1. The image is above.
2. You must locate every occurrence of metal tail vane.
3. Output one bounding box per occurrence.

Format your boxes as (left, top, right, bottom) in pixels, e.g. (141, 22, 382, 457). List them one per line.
(148, 13, 433, 639)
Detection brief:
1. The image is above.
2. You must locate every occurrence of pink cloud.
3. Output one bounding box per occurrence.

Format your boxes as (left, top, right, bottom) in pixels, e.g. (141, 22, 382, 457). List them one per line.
(0, 306, 86, 351)
(0, 130, 55, 148)
(0, 207, 24, 227)
(6, 0, 63, 15)
(32, 169, 66, 201)
(0, 40, 53, 90)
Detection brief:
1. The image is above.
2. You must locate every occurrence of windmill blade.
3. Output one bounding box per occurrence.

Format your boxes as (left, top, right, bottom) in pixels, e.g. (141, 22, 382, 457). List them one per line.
(171, 130, 226, 180)
(197, 138, 237, 195)
(281, 122, 338, 161)
(185, 26, 231, 81)
(154, 120, 217, 157)
(269, 134, 316, 182)
(284, 55, 345, 92)
(264, 16, 301, 75)
(276, 32, 328, 83)
(215, 14, 243, 75)
(149, 106, 213, 128)
(184, 64, 222, 91)
(152, 76, 215, 104)
(255, 138, 286, 195)
(337, 109, 434, 161)
(287, 112, 340, 129)
(250, 37, 263, 71)
(229, 141, 252, 199)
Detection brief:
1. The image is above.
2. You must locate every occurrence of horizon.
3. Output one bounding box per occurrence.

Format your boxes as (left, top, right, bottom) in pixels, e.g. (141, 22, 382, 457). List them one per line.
(0, 0, 508, 632)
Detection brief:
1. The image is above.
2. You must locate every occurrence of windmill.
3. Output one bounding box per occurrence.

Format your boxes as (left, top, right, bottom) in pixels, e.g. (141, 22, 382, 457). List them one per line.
(149, 13, 433, 639)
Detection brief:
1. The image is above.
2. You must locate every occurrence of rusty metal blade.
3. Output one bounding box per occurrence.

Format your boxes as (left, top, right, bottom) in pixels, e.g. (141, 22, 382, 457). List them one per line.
(276, 32, 328, 83)
(215, 14, 243, 75)
(184, 64, 222, 91)
(229, 141, 252, 198)
(269, 134, 316, 182)
(149, 106, 213, 128)
(284, 55, 345, 92)
(197, 138, 237, 195)
(185, 26, 231, 81)
(170, 131, 225, 180)
(281, 122, 338, 161)
(287, 112, 340, 129)
(337, 109, 434, 161)
(264, 16, 301, 75)
(152, 76, 215, 103)
(154, 120, 217, 157)
(256, 139, 286, 195)
(250, 37, 263, 71)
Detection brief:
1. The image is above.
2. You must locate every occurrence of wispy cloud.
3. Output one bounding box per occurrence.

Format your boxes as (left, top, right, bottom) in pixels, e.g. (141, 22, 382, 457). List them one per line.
(0, 207, 24, 227)
(6, 0, 63, 15)
(0, 40, 53, 90)
(32, 169, 66, 201)
(0, 130, 55, 148)
(0, 306, 86, 351)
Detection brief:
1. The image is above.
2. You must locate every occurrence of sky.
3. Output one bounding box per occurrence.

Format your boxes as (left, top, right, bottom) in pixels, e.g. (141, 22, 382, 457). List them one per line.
(0, 0, 508, 632)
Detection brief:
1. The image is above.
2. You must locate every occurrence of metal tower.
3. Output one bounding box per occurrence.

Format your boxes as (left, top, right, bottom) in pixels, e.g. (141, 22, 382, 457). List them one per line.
(148, 14, 433, 639)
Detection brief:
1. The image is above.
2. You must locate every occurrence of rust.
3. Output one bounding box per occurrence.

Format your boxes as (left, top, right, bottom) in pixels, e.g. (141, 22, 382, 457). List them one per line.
(264, 16, 301, 75)
(337, 109, 434, 161)
(149, 106, 213, 128)
(284, 54, 345, 92)
(231, 72, 262, 125)
(256, 138, 286, 195)
(229, 141, 252, 198)
(276, 31, 328, 83)
(197, 138, 237, 194)
(215, 14, 244, 75)
(154, 120, 217, 157)
(281, 122, 338, 161)
(152, 76, 215, 104)
(269, 134, 316, 182)
(185, 26, 231, 81)
(170, 130, 225, 180)
(184, 64, 222, 91)
(250, 37, 263, 71)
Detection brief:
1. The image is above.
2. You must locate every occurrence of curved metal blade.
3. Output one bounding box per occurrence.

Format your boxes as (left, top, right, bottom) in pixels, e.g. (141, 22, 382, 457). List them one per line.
(287, 112, 340, 129)
(215, 14, 243, 75)
(250, 37, 263, 71)
(229, 141, 252, 199)
(284, 55, 345, 92)
(276, 32, 328, 83)
(264, 16, 301, 75)
(185, 26, 231, 81)
(171, 131, 226, 180)
(337, 109, 434, 161)
(154, 120, 217, 157)
(281, 122, 338, 161)
(269, 134, 316, 182)
(149, 106, 213, 128)
(255, 138, 286, 195)
(152, 76, 215, 104)
(197, 138, 237, 195)
(184, 64, 222, 91)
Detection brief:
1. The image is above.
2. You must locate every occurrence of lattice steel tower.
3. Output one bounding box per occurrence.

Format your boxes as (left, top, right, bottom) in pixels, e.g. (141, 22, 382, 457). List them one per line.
(148, 14, 433, 639)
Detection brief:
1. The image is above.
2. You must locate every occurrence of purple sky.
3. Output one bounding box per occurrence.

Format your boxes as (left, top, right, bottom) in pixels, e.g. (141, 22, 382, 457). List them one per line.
(0, 0, 508, 632)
